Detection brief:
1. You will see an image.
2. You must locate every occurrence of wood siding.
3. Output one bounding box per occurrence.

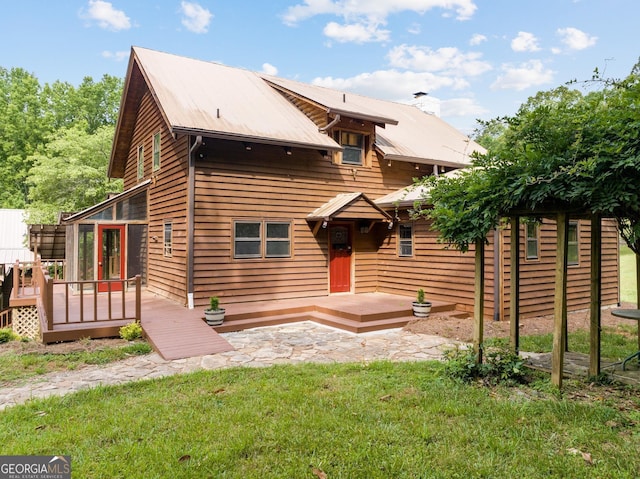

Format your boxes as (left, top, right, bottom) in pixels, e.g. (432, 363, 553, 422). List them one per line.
(121, 90, 189, 305)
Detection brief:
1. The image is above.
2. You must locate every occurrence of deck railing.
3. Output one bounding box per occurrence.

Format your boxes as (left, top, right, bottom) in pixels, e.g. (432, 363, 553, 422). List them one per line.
(35, 266, 142, 331)
(0, 308, 11, 328)
(12, 260, 38, 297)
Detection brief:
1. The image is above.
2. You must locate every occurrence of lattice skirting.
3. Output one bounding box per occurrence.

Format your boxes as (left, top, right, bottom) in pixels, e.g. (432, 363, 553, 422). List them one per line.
(13, 306, 40, 341)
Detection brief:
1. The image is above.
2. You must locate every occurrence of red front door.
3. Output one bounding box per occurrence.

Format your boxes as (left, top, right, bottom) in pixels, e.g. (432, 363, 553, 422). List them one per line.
(329, 224, 352, 293)
(98, 225, 126, 292)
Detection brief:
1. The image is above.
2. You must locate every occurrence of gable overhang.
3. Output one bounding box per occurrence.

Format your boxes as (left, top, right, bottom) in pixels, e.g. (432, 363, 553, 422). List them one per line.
(307, 192, 393, 226)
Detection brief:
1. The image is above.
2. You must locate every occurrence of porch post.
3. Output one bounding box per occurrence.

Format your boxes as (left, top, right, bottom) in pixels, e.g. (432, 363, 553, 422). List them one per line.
(589, 214, 601, 376)
(473, 239, 485, 364)
(552, 212, 569, 388)
(509, 216, 520, 354)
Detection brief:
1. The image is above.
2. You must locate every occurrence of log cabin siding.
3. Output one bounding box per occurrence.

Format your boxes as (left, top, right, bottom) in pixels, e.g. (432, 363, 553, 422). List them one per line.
(121, 89, 189, 304)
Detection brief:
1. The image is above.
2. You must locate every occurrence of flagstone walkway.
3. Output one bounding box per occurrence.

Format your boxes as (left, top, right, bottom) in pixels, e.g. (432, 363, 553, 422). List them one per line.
(0, 321, 459, 411)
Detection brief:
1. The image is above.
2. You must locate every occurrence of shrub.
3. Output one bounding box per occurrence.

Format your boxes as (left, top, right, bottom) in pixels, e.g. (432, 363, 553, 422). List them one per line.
(416, 289, 425, 304)
(119, 321, 143, 341)
(209, 296, 220, 311)
(0, 328, 18, 343)
(443, 344, 526, 386)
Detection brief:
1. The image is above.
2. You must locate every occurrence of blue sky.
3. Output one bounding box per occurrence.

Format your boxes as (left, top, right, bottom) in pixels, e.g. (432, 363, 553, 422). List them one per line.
(1, 0, 638, 133)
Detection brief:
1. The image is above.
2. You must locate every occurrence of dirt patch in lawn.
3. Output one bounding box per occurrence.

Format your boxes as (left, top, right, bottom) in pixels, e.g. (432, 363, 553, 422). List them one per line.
(0, 337, 134, 355)
(403, 302, 637, 342)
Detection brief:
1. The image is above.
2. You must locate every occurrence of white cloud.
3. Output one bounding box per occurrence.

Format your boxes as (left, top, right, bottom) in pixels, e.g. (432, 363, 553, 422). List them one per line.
(556, 27, 597, 51)
(323, 21, 390, 43)
(283, 0, 478, 25)
(491, 60, 554, 91)
(312, 69, 469, 101)
(469, 33, 487, 46)
(408, 23, 421, 35)
(81, 0, 131, 31)
(261, 63, 278, 75)
(101, 50, 129, 61)
(440, 97, 488, 118)
(388, 44, 492, 77)
(180, 1, 213, 34)
(511, 31, 540, 52)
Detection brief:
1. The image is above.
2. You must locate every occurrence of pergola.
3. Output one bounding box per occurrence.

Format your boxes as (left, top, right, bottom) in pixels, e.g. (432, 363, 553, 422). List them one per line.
(472, 207, 637, 388)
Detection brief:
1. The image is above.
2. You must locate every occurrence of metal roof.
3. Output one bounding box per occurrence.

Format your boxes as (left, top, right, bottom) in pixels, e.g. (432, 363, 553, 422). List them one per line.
(132, 47, 340, 151)
(308, 193, 392, 222)
(0, 209, 34, 266)
(261, 75, 484, 167)
(375, 170, 465, 208)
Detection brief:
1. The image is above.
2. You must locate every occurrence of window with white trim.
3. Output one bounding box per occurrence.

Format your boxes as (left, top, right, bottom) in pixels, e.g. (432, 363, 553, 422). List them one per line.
(398, 224, 413, 257)
(525, 223, 539, 260)
(163, 221, 172, 257)
(234, 220, 291, 259)
(152, 132, 161, 171)
(137, 145, 144, 180)
(339, 131, 364, 165)
(568, 222, 579, 265)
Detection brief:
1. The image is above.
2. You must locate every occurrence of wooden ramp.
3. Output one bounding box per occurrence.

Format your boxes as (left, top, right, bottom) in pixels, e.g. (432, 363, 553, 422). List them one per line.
(140, 293, 233, 360)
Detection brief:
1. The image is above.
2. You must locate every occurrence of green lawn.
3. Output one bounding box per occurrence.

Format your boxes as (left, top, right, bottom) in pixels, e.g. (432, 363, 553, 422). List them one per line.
(620, 243, 637, 303)
(1, 361, 638, 478)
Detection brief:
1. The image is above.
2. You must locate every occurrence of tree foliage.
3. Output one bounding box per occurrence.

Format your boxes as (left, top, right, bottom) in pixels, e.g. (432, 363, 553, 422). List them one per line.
(0, 68, 123, 217)
(418, 63, 640, 253)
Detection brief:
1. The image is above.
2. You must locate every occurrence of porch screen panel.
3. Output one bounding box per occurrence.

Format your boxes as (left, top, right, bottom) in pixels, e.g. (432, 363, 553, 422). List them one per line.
(78, 224, 94, 284)
(127, 224, 147, 285)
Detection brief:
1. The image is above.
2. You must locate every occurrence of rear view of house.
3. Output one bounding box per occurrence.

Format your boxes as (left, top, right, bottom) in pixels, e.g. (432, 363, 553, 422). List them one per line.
(61, 47, 618, 321)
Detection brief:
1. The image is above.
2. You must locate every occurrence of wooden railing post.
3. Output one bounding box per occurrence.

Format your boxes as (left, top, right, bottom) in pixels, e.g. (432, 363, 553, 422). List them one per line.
(135, 275, 141, 322)
(46, 275, 54, 331)
(13, 261, 19, 295)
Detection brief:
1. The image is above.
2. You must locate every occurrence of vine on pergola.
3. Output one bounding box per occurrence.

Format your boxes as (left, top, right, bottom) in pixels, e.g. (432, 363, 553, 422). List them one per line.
(414, 64, 640, 253)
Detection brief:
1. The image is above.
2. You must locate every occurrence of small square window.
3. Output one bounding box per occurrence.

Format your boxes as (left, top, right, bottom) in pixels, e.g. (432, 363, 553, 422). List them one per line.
(339, 131, 364, 165)
(266, 222, 291, 257)
(399, 224, 413, 257)
(234, 222, 261, 258)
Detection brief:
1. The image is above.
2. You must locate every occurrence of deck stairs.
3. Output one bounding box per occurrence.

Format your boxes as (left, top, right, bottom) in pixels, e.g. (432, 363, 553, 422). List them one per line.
(214, 293, 468, 334)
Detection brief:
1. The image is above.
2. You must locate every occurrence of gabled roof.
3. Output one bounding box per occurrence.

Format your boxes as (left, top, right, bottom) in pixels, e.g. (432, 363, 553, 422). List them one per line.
(110, 47, 484, 178)
(262, 76, 484, 168)
(375, 169, 466, 209)
(308, 193, 392, 222)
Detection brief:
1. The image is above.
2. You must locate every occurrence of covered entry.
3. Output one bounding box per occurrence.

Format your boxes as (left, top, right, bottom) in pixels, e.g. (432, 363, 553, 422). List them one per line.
(308, 192, 393, 293)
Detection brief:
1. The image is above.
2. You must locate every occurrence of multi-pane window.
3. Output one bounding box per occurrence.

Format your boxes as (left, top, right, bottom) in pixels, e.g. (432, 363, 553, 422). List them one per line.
(568, 222, 579, 265)
(339, 131, 364, 165)
(152, 132, 161, 171)
(525, 223, 539, 260)
(137, 145, 144, 180)
(398, 224, 413, 257)
(234, 220, 291, 259)
(163, 221, 172, 257)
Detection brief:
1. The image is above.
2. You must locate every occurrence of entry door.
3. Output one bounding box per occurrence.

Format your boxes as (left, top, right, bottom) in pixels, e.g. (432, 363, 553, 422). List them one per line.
(329, 224, 352, 293)
(98, 225, 126, 292)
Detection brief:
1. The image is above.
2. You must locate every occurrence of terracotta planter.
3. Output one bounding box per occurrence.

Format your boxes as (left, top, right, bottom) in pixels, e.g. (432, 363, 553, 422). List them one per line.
(204, 308, 226, 326)
(412, 302, 432, 318)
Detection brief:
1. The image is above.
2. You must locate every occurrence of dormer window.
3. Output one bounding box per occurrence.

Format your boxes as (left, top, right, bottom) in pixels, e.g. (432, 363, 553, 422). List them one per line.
(339, 131, 364, 165)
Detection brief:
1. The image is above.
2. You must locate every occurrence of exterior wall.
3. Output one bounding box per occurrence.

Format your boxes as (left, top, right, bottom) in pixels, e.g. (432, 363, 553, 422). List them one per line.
(122, 90, 189, 305)
(500, 218, 619, 320)
(191, 136, 427, 307)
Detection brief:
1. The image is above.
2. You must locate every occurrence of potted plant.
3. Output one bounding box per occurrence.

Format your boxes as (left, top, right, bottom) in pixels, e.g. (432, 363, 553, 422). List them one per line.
(204, 296, 225, 326)
(412, 288, 432, 318)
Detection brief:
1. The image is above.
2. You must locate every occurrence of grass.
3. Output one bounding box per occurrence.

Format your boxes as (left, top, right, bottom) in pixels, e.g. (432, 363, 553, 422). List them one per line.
(620, 243, 637, 303)
(0, 341, 152, 385)
(0, 361, 638, 478)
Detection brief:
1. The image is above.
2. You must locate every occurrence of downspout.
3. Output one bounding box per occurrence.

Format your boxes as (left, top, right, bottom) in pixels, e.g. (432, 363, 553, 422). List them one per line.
(493, 228, 500, 321)
(187, 135, 203, 309)
(319, 114, 341, 133)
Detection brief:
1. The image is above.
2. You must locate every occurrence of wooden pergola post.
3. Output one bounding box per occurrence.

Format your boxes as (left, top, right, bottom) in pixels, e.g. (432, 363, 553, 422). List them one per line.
(510, 216, 520, 354)
(473, 239, 485, 364)
(636, 252, 640, 356)
(589, 214, 601, 376)
(552, 212, 569, 387)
